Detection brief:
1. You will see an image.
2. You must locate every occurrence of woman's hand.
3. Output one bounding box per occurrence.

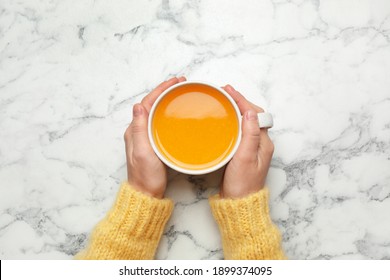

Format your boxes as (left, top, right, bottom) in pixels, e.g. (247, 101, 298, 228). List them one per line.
(124, 77, 186, 198)
(220, 85, 274, 198)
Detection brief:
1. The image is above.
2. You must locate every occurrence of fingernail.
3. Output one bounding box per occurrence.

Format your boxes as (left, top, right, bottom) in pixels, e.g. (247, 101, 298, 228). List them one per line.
(246, 110, 258, 121)
(225, 84, 233, 91)
(133, 104, 143, 117)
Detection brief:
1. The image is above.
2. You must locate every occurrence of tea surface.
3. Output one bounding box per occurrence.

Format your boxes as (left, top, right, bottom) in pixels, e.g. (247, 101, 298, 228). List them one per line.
(152, 84, 239, 170)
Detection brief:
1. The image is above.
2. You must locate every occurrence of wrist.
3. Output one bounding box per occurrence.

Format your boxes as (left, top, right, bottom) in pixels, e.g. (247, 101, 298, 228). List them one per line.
(220, 185, 265, 199)
(127, 181, 165, 199)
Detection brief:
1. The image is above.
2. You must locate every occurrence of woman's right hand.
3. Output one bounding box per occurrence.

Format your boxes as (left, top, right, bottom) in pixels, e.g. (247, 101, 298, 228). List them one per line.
(219, 85, 275, 199)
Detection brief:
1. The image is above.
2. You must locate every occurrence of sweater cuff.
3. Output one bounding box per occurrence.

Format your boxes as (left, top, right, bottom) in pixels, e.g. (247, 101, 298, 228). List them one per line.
(77, 182, 173, 259)
(107, 182, 173, 241)
(209, 188, 285, 260)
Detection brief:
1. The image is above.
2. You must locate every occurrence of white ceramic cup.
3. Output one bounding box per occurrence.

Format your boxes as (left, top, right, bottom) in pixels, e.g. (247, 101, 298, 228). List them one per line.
(148, 81, 273, 175)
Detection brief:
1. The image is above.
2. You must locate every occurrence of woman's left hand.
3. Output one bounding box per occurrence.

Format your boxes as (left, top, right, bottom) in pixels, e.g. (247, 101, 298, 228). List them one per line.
(124, 76, 186, 198)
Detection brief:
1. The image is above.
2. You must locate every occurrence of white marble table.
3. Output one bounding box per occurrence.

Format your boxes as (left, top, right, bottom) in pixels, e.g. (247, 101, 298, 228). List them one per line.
(1, 0, 390, 260)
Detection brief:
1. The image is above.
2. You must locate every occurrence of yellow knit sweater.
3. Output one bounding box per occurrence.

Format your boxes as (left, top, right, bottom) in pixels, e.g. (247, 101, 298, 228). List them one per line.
(76, 182, 285, 260)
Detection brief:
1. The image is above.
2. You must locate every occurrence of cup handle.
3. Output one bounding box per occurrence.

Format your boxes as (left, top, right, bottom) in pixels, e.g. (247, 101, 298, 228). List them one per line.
(257, 112, 273, 128)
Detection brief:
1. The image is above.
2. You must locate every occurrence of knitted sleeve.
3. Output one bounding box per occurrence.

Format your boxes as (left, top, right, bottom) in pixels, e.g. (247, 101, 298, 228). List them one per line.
(209, 188, 286, 260)
(75, 182, 173, 260)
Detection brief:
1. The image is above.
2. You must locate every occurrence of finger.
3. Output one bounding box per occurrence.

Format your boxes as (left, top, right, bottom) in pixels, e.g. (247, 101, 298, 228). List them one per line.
(142, 76, 186, 112)
(222, 84, 264, 115)
(130, 104, 153, 152)
(223, 84, 271, 144)
(259, 129, 274, 158)
(177, 76, 186, 83)
(234, 110, 261, 163)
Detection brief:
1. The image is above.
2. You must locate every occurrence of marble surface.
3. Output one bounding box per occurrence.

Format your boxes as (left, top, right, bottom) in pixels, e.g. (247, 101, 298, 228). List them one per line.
(1, 0, 390, 260)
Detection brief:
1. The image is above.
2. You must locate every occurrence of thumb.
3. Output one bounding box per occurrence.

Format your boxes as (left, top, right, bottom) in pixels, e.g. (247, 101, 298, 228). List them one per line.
(235, 110, 261, 162)
(131, 104, 150, 147)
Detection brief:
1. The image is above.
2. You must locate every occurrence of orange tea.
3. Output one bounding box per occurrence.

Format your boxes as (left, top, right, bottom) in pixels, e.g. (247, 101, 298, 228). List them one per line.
(151, 83, 239, 171)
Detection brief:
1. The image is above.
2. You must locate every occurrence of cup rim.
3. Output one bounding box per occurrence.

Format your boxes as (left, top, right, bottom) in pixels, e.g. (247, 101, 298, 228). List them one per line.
(147, 81, 242, 175)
